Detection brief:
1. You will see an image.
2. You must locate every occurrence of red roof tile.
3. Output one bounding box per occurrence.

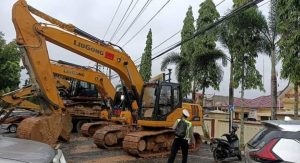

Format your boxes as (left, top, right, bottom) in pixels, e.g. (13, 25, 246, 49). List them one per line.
(205, 95, 283, 109)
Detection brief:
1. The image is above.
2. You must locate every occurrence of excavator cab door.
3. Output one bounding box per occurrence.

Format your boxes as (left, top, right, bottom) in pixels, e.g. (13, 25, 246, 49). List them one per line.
(139, 82, 182, 121)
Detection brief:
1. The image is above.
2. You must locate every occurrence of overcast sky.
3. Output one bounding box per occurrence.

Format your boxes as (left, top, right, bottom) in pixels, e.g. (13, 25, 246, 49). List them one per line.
(0, 0, 289, 99)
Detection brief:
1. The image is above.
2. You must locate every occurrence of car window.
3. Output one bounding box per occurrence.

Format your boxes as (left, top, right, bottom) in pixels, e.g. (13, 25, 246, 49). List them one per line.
(247, 128, 269, 148)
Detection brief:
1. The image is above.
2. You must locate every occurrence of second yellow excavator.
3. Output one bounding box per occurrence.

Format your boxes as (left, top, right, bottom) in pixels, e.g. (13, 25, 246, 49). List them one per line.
(0, 60, 118, 136)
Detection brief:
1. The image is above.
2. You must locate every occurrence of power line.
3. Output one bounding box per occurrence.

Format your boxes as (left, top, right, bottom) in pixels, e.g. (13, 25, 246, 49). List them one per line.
(216, 0, 226, 7)
(133, 23, 180, 64)
(122, 0, 171, 47)
(138, 0, 226, 62)
(258, 0, 270, 8)
(136, 41, 179, 66)
(103, 0, 123, 39)
(152, 30, 180, 52)
(135, 40, 178, 66)
(151, 0, 265, 61)
(109, 0, 134, 42)
(111, 0, 140, 42)
(116, 0, 152, 44)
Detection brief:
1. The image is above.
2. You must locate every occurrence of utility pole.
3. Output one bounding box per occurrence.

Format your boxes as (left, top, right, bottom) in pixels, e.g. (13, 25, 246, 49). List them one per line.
(228, 57, 234, 133)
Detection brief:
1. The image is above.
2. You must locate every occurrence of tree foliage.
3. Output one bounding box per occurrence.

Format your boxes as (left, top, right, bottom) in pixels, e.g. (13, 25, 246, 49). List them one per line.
(277, 0, 300, 118)
(179, 6, 195, 97)
(259, 0, 279, 120)
(161, 6, 195, 97)
(220, 3, 266, 91)
(193, 0, 224, 94)
(219, 1, 266, 147)
(0, 32, 21, 92)
(139, 29, 153, 82)
(277, 0, 300, 83)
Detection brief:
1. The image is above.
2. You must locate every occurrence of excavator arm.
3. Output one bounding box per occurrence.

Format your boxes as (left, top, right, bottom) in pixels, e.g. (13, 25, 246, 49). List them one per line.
(0, 86, 41, 111)
(13, 0, 143, 97)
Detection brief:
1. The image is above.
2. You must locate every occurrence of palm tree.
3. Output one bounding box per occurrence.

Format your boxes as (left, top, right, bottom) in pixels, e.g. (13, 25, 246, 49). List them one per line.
(259, 0, 279, 120)
(161, 52, 191, 98)
(161, 49, 225, 139)
(219, 2, 266, 148)
(192, 49, 226, 101)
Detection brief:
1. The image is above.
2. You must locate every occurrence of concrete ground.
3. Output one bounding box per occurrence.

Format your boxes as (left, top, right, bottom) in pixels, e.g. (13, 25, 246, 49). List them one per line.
(0, 129, 243, 163)
(60, 133, 243, 163)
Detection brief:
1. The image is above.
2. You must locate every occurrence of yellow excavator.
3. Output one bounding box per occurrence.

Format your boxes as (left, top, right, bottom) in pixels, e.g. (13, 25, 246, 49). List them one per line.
(12, 0, 202, 157)
(1, 60, 118, 134)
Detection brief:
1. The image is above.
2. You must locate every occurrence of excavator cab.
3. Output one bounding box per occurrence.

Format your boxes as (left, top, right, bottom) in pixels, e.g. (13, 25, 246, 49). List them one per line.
(69, 80, 99, 98)
(139, 81, 182, 121)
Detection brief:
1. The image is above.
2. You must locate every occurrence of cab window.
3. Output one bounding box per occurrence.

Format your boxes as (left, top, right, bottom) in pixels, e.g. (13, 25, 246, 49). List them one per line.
(158, 85, 172, 116)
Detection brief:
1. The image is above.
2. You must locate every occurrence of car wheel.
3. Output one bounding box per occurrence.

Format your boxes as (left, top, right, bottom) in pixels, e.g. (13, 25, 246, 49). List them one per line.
(8, 124, 17, 133)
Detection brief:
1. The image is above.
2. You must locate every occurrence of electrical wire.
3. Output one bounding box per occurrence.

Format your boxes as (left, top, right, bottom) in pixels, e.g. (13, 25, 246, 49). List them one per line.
(110, 0, 134, 42)
(135, 0, 264, 65)
(136, 41, 179, 66)
(122, 0, 171, 47)
(150, 0, 264, 61)
(134, 0, 226, 64)
(216, 0, 226, 7)
(116, 0, 140, 40)
(152, 30, 180, 52)
(133, 21, 179, 64)
(258, 0, 270, 8)
(103, 0, 123, 39)
(112, 0, 264, 78)
(116, 0, 152, 44)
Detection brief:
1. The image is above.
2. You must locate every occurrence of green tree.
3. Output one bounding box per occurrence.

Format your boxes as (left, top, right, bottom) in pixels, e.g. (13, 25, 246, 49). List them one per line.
(219, 0, 266, 148)
(0, 32, 21, 92)
(139, 29, 153, 82)
(161, 6, 195, 97)
(277, 0, 300, 119)
(193, 0, 225, 139)
(260, 0, 279, 120)
(193, 0, 224, 99)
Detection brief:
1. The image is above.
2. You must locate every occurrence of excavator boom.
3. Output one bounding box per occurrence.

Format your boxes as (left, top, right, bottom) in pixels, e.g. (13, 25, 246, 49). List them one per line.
(51, 61, 115, 100)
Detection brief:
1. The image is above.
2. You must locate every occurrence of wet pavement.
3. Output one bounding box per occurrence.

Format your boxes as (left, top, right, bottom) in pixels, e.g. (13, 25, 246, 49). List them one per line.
(0, 129, 242, 163)
(60, 133, 242, 163)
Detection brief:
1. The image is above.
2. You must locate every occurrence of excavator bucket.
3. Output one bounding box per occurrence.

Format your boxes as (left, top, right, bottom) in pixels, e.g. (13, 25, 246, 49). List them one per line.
(60, 111, 73, 141)
(17, 111, 72, 146)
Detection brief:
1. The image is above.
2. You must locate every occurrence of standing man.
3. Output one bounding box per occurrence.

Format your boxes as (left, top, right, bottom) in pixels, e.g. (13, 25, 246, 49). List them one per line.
(168, 109, 195, 163)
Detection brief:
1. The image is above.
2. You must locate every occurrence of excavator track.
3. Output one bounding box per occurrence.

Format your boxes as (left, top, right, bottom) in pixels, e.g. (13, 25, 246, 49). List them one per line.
(123, 130, 202, 158)
(80, 121, 115, 137)
(93, 124, 131, 149)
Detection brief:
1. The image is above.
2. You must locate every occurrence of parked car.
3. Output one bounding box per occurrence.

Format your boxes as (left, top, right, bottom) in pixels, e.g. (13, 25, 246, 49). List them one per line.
(0, 136, 66, 163)
(0, 110, 38, 133)
(245, 120, 300, 163)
